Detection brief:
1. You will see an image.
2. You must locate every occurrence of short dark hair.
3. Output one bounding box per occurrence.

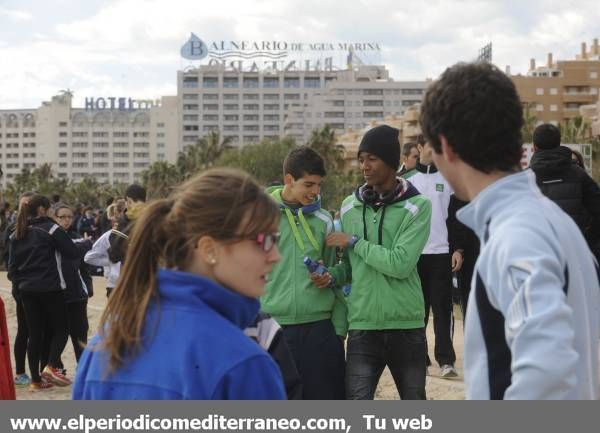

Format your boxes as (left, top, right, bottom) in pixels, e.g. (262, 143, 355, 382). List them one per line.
(420, 62, 524, 173)
(283, 146, 326, 179)
(125, 184, 147, 202)
(402, 142, 418, 156)
(533, 124, 561, 150)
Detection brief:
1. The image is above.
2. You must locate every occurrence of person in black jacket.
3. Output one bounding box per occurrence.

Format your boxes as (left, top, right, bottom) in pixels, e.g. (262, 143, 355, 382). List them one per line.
(529, 124, 600, 260)
(447, 196, 480, 319)
(7, 195, 81, 391)
(53, 203, 93, 363)
(3, 192, 34, 388)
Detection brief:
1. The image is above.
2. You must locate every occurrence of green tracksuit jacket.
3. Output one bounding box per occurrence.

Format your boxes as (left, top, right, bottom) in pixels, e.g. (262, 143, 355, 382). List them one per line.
(330, 179, 431, 330)
(261, 187, 348, 336)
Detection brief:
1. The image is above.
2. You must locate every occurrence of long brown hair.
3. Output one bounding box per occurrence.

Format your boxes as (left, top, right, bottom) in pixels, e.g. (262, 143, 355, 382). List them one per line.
(98, 168, 279, 372)
(15, 194, 51, 240)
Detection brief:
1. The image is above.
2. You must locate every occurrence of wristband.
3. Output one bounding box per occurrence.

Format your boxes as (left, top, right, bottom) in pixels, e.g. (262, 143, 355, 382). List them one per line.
(348, 235, 360, 249)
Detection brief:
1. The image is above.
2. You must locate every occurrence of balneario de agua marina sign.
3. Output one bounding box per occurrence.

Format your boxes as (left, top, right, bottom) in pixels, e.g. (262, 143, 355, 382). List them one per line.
(180, 33, 381, 72)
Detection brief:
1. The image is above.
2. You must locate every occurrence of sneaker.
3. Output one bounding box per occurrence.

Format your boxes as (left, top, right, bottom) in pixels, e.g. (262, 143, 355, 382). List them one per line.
(41, 366, 72, 386)
(14, 373, 31, 388)
(440, 364, 458, 378)
(29, 380, 54, 391)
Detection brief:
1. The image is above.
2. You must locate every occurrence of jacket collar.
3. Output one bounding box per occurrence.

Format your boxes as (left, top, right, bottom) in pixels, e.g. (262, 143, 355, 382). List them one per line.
(157, 269, 260, 330)
(416, 161, 438, 174)
(269, 187, 322, 215)
(354, 177, 421, 207)
(457, 170, 538, 241)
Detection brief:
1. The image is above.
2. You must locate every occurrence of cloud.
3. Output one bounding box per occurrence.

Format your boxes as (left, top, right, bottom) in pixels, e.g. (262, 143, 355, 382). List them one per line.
(2, 0, 600, 109)
(0, 6, 32, 21)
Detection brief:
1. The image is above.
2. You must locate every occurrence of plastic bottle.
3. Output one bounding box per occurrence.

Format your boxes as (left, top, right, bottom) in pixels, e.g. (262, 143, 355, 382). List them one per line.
(303, 257, 336, 286)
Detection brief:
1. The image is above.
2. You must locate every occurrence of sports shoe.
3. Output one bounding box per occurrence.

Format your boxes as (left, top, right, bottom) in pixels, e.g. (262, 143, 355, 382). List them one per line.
(41, 366, 72, 386)
(14, 373, 31, 388)
(29, 379, 54, 391)
(440, 364, 458, 378)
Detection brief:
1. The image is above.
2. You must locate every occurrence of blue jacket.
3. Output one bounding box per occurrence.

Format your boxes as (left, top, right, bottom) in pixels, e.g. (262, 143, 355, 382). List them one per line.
(460, 170, 600, 400)
(72, 269, 286, 400)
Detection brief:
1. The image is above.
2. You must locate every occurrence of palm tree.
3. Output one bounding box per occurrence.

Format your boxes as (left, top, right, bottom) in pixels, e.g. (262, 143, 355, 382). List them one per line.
(307, 125, 346, 172)
(176, 131, 233, 179)
(560, 116, 591, 144)
(521, 103, 537, 143)
(142, 161, 181, 199)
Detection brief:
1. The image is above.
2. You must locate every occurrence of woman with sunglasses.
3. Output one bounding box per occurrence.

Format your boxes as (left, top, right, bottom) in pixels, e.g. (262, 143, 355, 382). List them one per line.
(73, 169, 286, 399)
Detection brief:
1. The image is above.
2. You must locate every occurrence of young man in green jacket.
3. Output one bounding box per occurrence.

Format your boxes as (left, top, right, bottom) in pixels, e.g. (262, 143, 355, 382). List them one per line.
(317, 125, 432, 400)
(261, 146, 347, 399)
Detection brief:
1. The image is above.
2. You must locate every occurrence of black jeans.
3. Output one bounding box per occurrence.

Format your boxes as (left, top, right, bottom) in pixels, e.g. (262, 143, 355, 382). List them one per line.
(345, 328, 427, 400)
(417, 254, 456, 367)
(282, 319, 345, 399)
(20, 291, 68, 382)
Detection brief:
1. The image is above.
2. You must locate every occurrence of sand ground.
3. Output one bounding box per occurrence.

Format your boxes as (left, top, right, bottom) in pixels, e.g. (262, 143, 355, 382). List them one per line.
(0, 272, 465, 400)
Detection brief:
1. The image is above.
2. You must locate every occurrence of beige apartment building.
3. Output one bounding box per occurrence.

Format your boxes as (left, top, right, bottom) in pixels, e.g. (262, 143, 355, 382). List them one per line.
(0, 93, 179, 187)
(177, 64, 430, 149)
(336, 105, 421, 169)
(511, 39, 600, 126)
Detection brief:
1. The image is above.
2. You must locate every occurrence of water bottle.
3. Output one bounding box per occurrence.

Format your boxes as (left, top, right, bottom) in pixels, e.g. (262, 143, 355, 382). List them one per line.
(342, 284, 352, 297)
(303, 257, 336, 286)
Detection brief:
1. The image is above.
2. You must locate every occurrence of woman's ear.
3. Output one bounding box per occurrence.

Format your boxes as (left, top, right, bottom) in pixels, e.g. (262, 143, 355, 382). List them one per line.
(195, 236, 219, 265)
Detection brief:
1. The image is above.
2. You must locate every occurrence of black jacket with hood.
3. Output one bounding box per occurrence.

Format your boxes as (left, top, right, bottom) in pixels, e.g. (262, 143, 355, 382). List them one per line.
(61, 229, 94, 303)
(530, 146, 600, 257)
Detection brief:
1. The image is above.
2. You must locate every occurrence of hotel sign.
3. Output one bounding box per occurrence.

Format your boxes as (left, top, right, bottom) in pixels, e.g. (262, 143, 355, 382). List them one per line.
(180, 33, 380, 72)
(84, 97, 160, 111)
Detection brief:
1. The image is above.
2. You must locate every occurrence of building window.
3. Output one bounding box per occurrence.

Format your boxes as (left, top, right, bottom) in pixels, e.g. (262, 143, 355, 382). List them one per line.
(263, 77, 279, 88)
(203, 93, 219, 100)
(183, 94, 198, 100)
(224, 115, 239, 121)
(223, 94, 239, 100)
(550, 88, 558, 95)
(284, 78, 300, 88)
(183, 76, 198, 88)
(536, 88, 544, 96)
(203, 77, 218, 88)
(591, 71, 598, 79)
(304, 77, 320, 88)
(223, 77, 239, 88)
(550, 105, 558, 112)
(536, 104, 544, 112)
(243, 77, 259, 88)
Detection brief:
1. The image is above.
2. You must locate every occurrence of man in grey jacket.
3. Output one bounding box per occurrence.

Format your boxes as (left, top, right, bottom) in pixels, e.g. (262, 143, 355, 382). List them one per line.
(419, 61, 600, 399)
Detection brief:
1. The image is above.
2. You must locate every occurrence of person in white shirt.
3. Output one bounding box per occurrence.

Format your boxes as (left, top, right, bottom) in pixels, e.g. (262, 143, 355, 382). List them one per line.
(403, 136, 463, 378)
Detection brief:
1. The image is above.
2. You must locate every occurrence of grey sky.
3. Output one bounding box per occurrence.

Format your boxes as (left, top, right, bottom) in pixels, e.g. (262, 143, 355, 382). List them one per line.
(1, 0, 598, 109)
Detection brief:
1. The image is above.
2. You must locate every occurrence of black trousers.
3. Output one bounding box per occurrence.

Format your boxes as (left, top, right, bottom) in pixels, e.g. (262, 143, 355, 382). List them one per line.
(345, 329, 427, 400)
(13, 297, 28, 375)
(66, 301, 88, 362)
(281, 319, 345, 400)
(458, 255, 476, 321)
(417, 254, 456, 367)
(20, 291, 68, 382)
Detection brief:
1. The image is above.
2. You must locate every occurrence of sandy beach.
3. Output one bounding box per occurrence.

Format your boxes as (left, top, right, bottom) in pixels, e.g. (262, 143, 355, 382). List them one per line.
(0, 272, 465, 400)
